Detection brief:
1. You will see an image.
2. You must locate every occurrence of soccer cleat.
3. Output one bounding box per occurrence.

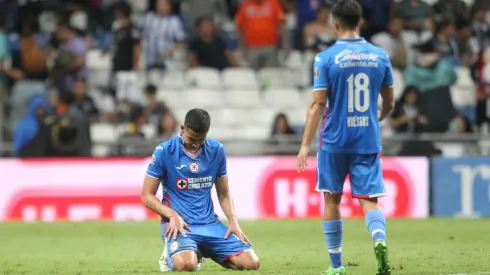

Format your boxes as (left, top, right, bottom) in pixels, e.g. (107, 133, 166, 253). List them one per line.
(158, 246, 171, 272)
(374, 240, 391, 275)
(322, 266, 346, 275)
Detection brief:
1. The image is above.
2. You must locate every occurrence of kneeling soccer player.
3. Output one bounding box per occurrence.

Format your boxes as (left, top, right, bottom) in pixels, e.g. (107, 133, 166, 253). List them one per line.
(141, 108, 260, 272)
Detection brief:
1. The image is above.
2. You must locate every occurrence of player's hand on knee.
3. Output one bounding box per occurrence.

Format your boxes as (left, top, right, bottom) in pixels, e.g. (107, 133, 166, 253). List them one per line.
(166, 212, 192, 240)
(225, 222, 251, 245)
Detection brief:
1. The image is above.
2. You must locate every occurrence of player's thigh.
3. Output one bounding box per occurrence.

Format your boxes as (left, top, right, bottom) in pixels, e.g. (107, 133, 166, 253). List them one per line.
(316, 151, 349, 196)
(197, 222, 255, 267)
(348, 153, 386, 198)
(160, 222, 199, 268)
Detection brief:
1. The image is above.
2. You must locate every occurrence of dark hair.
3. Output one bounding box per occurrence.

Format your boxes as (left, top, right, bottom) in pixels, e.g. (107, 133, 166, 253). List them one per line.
(184, 108, 210, 133)
(331, 0, 363, 30)
(195, 16, 213, 29)
(114, 1, 132, 18)
(318, 3, 332, 13)
(455, 17, 471, 31)
(130, 105, 145, 124)
(396, 86, 419, 106)
(434, 17, 453, 34)
(271, 113, 295, 136)
(145, 84, 157, 95)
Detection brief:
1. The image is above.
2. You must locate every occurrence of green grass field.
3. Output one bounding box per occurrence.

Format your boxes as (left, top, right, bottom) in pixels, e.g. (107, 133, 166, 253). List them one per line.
(1, 219, 489, 275)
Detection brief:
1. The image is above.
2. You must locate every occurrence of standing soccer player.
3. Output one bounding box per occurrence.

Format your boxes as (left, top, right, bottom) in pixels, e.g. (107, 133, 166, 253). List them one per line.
(142, 108, 260, 272)
(296, 1, 395, 275)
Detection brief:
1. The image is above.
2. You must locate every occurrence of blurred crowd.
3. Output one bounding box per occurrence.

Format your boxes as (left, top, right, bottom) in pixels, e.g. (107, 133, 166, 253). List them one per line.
(0, 0, 489, 157)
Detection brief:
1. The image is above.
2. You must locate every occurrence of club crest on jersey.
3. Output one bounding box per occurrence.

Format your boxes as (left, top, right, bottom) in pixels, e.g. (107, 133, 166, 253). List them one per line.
(189, 162, 200, 173)
(314, 68, 320, 78)
(170, 241, 180, 252)
(150, 154, 156, 164)
(176, 178, 188, 189)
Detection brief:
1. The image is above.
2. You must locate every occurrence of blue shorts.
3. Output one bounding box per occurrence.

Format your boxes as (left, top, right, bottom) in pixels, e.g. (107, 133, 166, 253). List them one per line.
(316, 151, 386, 198)
(160, 220, 252, 265)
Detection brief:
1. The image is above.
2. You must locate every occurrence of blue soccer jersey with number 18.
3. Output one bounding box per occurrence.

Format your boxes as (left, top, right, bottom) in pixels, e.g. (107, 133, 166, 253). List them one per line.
(313, 37, 394, 155)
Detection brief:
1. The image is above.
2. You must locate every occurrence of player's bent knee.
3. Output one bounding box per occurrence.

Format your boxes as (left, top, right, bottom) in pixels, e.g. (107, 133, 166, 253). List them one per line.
(172, 250, 199, 272)
(227, 251, 260, 270)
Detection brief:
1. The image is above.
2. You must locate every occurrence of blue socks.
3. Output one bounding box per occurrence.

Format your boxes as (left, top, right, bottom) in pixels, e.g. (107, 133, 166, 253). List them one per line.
(322, 220, 343, 268)
(365, 209, 387, 243)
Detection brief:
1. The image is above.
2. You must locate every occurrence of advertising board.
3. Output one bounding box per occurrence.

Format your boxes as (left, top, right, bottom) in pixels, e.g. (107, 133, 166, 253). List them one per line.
(432, 157, 490, 217)
(0, 157, 429, 222)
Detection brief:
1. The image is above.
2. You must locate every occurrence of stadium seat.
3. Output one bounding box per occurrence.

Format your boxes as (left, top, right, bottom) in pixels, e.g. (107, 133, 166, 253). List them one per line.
(87, 50, 112, 70)
(114, 72, 144, 103)
(207, 127, 238, 140)
(211, 108, 249, 127)
(221, 68, 259, 89)
(286, 108, 307, 126)
(451, 67, 476, 107)
(180, 88, 224, 108)
(186, 68, 222, 89)
(160, 71, 186, 90)
(141, 124, 157, 139)
(157, 89, 181, 108)
(242, 126, 270, 140)
(128, 0, 149, 12)
(263, 88, 301, 108)
(392, 69, 405, 100)
(250, 106, 279, 127)
(258, 68, 296, 88)
(90, 123, 117, 157)
(224, 89, 262, 108)
(283, 50, 304, 69)
(148, 70, 164, 86)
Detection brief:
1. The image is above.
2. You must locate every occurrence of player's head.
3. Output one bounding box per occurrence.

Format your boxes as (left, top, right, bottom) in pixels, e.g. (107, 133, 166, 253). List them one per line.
(182, 108, 210, 150)
(331, 0, 363, 35)
(114, 1, 132, 21)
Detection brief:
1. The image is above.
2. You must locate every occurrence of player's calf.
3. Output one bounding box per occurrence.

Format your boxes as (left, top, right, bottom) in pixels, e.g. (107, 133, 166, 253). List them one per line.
(225, 251, 260, 271)
(172, 251, 200, 272)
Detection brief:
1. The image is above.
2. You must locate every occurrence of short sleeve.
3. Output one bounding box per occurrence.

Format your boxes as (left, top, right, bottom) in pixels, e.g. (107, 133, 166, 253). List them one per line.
(313, 54, 329, 91)
(273, 0, 285, 24)
(382, 55, 394, 87)
(217, 145, 227, 177)
(235, 4, 245, 29)
(146, 145, 166, 179)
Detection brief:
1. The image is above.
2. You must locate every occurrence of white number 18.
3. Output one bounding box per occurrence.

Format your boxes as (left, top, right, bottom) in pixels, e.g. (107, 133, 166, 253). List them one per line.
(347, 73, 370, 113)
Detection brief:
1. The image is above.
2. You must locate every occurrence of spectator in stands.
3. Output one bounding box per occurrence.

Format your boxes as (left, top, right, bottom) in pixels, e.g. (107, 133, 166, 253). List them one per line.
(157, 112, 179, 139)
(112, 1, 141, 73)
(432, 0, 468, 22)
(432, 17, 457, 61)
(303, 4, 336, 53)
(371, 17, 407, 70)
(121, 105, 146, 139)
(394, 0, 432, 31)
(52, 22, 87, 92)
(144, 84, 169, 124)
(448, 114, 473, 133)
(470, 3, 490, 54)
(235, 0, 290, 70)
(358, 0, 393, 40)
(188, 16, 238, 70)
(454, 17, 475, 67)
(269, 112, 297, 146)
(184, 0, 230, 36)
(3, 17, 49, 133)
(477, 48, 490, 127)
(69, 77, 99, 122)
(405, 39, 457, 93)
(389, 86, 427, 133)
(0, 17, 8, 102)
(141, 0, 185, 70)
(13, 94, 50, 156)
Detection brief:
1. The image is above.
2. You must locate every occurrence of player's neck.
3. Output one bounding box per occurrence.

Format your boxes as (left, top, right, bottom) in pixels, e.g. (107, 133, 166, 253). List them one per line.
(337, 31, 360, 40)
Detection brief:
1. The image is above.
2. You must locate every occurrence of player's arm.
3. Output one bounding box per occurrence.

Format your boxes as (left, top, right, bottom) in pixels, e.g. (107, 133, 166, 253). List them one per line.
(141, 175, 176, 218)
(301, 55, 329, 147)
(215, 175, 238, 225)
(302, 90, 327, 146)
(379, 56, 395, 121)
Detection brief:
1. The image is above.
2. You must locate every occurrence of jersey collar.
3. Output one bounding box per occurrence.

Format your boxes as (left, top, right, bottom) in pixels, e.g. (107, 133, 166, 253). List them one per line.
(177, 132, 203, 159)
(336, 37, 366, 44)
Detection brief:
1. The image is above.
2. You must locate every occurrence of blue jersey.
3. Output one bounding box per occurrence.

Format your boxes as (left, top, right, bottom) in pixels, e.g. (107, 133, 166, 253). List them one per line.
(146, 135, 227, 225)
(313, 37, 393, 154)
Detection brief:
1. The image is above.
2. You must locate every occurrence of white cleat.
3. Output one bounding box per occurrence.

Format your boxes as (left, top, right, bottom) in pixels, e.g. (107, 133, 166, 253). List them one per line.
(158, 246, 172, 272)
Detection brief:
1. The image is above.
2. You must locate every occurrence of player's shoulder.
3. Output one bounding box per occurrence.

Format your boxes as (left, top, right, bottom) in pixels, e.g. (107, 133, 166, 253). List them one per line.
(315, 46, 338, 63)
(204, 138, 224, 152)
(154, 136, 181, 157)
(364, 42, 390, 60)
